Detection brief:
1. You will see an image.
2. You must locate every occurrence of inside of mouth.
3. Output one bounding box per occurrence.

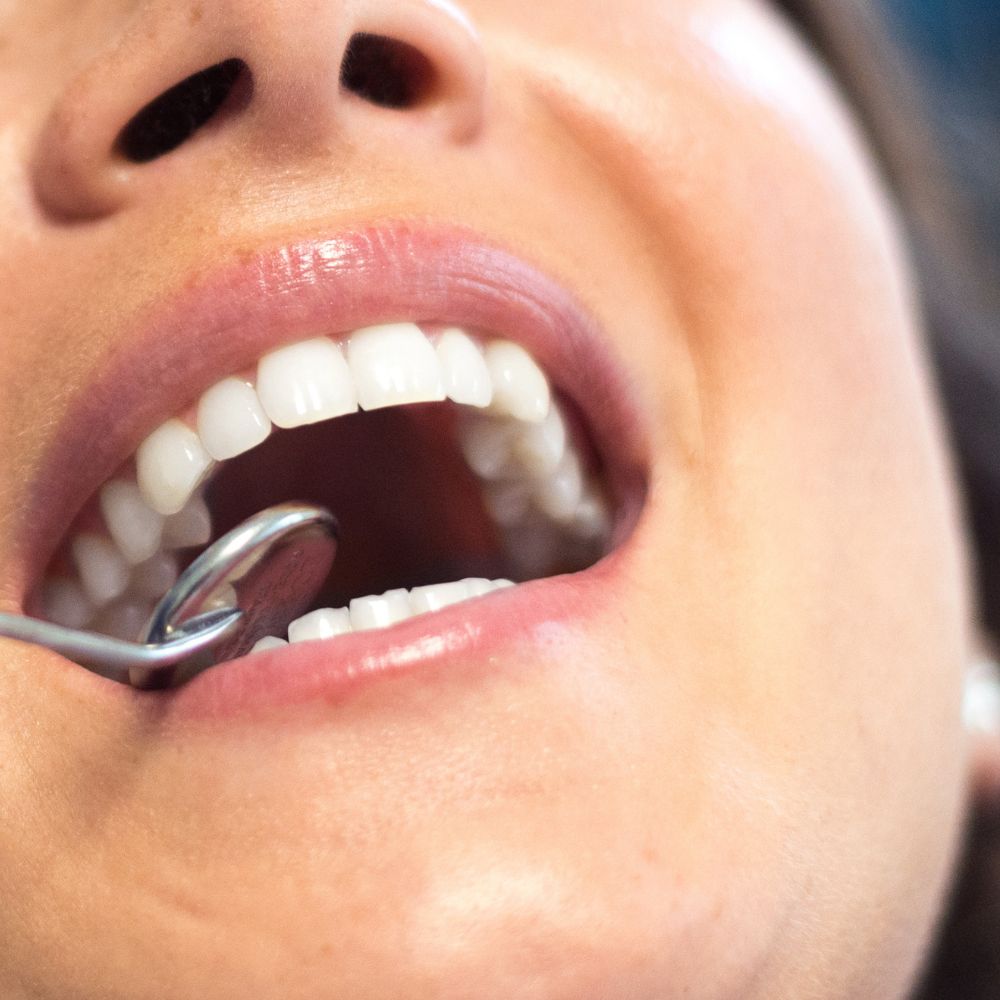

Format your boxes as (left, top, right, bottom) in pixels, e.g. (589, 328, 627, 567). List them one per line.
(35, 327, 617, 656)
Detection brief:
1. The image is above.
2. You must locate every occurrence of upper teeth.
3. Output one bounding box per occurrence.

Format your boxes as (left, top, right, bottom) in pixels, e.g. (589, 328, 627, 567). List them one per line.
(43, 323, 610, 640)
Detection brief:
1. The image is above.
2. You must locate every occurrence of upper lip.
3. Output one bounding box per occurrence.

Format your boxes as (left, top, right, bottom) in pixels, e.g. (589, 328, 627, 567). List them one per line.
(15, 220, 650, 608)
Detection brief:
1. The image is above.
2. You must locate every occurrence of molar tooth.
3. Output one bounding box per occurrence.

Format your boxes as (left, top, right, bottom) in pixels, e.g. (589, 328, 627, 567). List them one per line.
(197, 377, 271, 461)
(91, 599, 153, 642)
(162, 495, 212, 549)
(409, 580, 474, 615)
(71, 534, 131, 606)
(252, 636, 288, 653)
(41, 579, 94, 629)
(99, 479, 165, 565)
(288, 607, 352, 643)
(348, 323, 445, 410)
(570, 488, 611, 541)
(136, 419, 213, 516)
(129, 551, 179, 600)
(533, 450, 584, 522)
(483, 480, 531, 527)
(484, 341, 550, 423)
(435, 328, 492, 407)
(349, 588, 412, 631)
(512, 405, 566, 478)
(256, 338, 358, 429)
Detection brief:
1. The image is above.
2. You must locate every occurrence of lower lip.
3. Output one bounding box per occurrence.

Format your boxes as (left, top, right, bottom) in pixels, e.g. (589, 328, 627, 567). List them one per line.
(155, 558, 617, 722)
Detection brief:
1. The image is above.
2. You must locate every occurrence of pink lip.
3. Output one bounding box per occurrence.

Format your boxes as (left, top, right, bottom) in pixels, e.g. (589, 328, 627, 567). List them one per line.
(17, 220, 650, 716)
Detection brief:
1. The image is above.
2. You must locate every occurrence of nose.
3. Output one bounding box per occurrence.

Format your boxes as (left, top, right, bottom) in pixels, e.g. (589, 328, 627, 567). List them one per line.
(32, 0, 487, 221)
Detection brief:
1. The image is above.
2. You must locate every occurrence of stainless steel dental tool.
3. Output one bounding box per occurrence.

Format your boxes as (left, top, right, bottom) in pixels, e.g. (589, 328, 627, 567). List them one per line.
(0, 503, 338, 689)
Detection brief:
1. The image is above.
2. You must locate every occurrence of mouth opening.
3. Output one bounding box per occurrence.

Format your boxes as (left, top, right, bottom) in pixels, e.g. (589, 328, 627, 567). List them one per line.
(33, 324, 623, 659)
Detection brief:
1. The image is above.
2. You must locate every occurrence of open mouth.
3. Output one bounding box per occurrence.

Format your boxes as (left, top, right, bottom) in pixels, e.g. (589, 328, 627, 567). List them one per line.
(35, 323, 616, 656)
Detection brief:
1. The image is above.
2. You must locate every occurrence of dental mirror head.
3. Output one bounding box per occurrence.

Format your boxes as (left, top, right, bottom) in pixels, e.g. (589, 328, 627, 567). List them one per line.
(0, 503, 338, 690)
(134, 502, 339, 687)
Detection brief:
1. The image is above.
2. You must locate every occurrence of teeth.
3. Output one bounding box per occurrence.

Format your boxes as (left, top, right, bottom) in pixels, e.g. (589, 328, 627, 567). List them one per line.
(256, 338, 358, 429)
(71, 534, 131, 606)
(512, 406, 566, 478)
(533, 451, 584, 523)
(196, 377, 271, 461)
(251, 636, 288, 653)
(409, 580, 474, 614)
(288, 607, 352, 642)
(435, 328, 492, 407)
(459, 416, 516, 480)
(136, 419, 213, 516)
(40, 579, 94, 629)
(484, 341, 550, 423)
(349, 588, 412, 631)
(99, 479, 165, 565)
(128, 551, 179, 599)
(348, 323, 445, 410)
(90, 599, 153, 642)
(162, 495, 212, 549)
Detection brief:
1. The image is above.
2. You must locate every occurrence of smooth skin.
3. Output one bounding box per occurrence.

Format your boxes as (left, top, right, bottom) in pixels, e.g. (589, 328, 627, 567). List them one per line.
(0, 0, 986, 997)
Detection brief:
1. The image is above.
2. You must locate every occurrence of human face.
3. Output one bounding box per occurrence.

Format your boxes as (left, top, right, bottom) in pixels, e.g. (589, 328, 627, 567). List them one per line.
(0, 0, 973, 997)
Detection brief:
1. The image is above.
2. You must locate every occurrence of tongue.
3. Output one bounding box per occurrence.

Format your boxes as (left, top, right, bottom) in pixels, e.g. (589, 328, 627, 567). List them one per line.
(205, 405, 508, 606)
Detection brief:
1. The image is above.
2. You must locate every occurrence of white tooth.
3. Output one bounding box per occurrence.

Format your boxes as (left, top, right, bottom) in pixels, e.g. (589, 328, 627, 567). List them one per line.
(503, 517, 559, 578)
(459, 416, 515, 479)
(493, 578, 516, 589)
(570, 488, 611, 541)
(196, 377, 271, 461)
(129, 551, 179, 600)
(91, 599, 153, 642)
(256, 338, 358, 429)
(136, 419, 213, 516)
(99, 479, 165, 565)
(349, 588, 412, 631)
(534, 450, 584, 522)
(462, 577, 495, 597)
(512, 404, 566, 478)
(288, 607, 352, 643)
(435, 328, 492, 407)
(483, 480, 531, 527)
(252, 636, 288, 653)
(348, 323, 445, 410)
(72, 534, 131, 606)
(409, 580, 474, 615)
(484, 341, 550, 423)
(41, 579, 94, 629)
(162, 495, 212, 549)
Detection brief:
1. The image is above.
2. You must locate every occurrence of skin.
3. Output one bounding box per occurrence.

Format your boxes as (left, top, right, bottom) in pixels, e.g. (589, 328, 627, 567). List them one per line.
(0, 0, 991, 996)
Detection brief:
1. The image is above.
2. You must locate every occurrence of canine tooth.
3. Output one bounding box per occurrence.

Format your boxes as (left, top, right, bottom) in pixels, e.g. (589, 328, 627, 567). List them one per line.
(41, 579, 94, 629)
(513, 405, 566, 477)
(462, 577, 494, 597)
(91, 599, 153, 642)
(162, 495, 212, 549)
(256, 338, 358, 428)
(72, 534, 131, 606)
(288, 607, 352, 642)
(459, 416, 515, 479)
(534, 451, 584, 522)
(435, 328, 492, 407)
(129, 551, 179, 600)
(409, 580, 474, 615)
(349, 589, 412, 631)
(197, 377, 271, 461)
(137, 419, 213, 516)
(485, 341, 550, 423)
(348, 323, 445, 410)
(252, 636, 288, 653)
(493, 579, 516, 589)
(99, 480, 165, 565)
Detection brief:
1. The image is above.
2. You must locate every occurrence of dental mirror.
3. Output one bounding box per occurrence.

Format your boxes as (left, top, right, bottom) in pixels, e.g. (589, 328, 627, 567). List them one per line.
(0, 502, 338, 689)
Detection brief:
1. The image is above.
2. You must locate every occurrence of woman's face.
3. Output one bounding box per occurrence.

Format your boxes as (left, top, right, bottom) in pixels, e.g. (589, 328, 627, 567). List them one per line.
(0, 0, 974, 996)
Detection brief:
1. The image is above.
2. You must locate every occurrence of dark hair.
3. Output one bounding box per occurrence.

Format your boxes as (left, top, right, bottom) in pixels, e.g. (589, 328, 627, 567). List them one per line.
(772, 2, 1000, 996)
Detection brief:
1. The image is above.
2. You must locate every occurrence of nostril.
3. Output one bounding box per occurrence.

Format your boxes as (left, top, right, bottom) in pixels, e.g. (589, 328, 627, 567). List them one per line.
(117, 58, 249, 164)
(340, 34, 435, 110)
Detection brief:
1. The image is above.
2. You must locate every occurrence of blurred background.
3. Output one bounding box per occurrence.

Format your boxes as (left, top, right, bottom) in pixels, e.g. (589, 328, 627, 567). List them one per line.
(881, 0, 1000, 243)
